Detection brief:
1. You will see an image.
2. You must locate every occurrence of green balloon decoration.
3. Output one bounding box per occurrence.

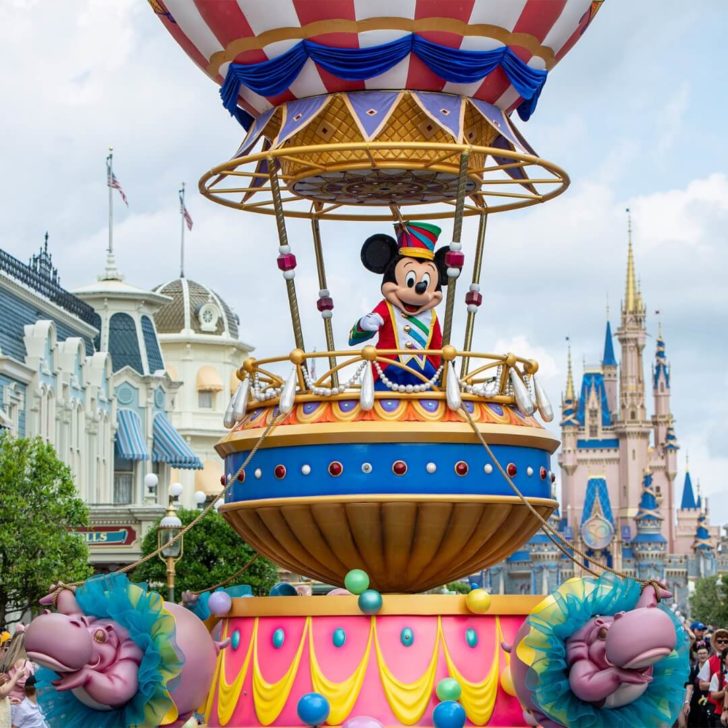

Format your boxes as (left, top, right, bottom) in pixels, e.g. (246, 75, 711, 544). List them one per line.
(344, 569, 370, 595)
(436, 678, 462, 702)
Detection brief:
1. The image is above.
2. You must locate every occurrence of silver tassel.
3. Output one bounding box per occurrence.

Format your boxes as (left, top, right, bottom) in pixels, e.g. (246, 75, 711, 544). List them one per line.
(509, 369, 535, 415)
(223, 393, 236, 429)
(446, 364, 462, 411)
(533, 375, 554, 422)
(360, 363, 375, 411)
(232, 377, 250, 423)
(279, 367, 298, 414)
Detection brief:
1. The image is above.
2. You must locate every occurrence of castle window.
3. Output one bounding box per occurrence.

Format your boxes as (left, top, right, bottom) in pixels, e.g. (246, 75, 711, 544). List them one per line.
(198, 391, 214, 409)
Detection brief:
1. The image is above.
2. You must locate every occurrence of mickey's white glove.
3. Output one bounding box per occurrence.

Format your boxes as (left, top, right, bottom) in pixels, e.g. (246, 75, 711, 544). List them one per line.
(358, 312, 384, 332)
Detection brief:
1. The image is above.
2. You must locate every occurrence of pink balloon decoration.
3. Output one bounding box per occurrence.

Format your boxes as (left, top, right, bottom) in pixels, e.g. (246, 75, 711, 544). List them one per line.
(208, 591, 232, 616)
(327, 588, 351, 596)
(343, 717, 384, 728)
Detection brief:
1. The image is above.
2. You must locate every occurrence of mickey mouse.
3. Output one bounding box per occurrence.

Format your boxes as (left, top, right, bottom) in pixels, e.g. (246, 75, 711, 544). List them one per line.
(349, 221, 450, 390)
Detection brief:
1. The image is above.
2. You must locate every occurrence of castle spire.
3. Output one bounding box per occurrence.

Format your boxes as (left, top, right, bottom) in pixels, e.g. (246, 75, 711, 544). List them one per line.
(680, 467, 697, 510)
(624, 209, 639, 314)
(565, 341, 575, 401)
(602, 319, 617, 367)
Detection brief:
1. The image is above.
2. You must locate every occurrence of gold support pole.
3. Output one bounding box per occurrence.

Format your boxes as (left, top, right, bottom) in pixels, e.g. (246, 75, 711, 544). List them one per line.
(441, 151, 469, 347)
(269, 160, 305, 351)
(460, 210, 488, 377)
(166, 556, 176, 603)
(310, 215, 339, 386)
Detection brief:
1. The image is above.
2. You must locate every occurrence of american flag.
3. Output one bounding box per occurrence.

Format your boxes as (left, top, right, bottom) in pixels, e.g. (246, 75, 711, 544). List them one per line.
(179, 187, 193, 231)
(106, 159, 129, 206)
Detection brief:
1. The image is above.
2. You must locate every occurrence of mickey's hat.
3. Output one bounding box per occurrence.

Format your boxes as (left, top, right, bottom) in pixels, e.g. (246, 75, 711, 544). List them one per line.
(395, 221, 441, 261)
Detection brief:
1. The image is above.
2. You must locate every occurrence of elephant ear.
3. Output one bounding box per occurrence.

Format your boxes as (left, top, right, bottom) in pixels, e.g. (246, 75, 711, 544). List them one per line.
(434, 246, 451, 287)
(361, 234, 398, 274)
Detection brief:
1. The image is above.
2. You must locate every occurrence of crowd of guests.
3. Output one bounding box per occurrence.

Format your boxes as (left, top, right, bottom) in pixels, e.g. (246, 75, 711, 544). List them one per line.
(0, 628, 46, 728)
(680, 622, 728, 727)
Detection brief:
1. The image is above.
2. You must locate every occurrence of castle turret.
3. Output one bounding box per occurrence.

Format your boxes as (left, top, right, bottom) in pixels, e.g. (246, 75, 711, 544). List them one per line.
(602, 318, 618, 415)
(652, 325, 672, 449)
(559, 345, 579, 523)
(580, 476, 616, 568)
(633, 469, 667, 582)
(614, 211, 651, 531)
(693, 507, 716, 578)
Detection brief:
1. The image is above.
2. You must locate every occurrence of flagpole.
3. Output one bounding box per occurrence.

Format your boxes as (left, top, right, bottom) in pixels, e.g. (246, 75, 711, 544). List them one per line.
(179, 182, 185, 278)
(107, 147, 114, 257)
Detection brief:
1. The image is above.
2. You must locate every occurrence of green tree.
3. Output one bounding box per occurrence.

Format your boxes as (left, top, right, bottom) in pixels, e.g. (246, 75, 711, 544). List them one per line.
(132, 508, 277, 597)
(690, 575, 728, 627)
(0, 433, 91, 626)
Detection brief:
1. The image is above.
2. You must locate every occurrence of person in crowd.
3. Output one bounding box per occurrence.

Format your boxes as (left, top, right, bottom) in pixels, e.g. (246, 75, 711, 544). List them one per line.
(697, 630, 728, 726)
(0, 668, 26, 728)
(9, 675, 47, 728)
(0, 632, 32, 706)
(682, 644, 714, 727)
(708, 647, 728, 727)
(692, 623, 711, 657)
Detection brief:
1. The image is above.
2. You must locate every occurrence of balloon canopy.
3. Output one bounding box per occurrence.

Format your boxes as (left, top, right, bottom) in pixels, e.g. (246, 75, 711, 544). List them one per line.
(150, 0, 604, 128)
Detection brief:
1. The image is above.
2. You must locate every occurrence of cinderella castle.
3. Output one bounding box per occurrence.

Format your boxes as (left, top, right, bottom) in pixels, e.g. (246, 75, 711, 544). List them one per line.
(482, 220, 724, 609)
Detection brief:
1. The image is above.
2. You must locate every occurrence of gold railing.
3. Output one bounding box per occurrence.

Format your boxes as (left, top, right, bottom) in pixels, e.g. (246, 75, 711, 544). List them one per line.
(235, 346, 541, 407)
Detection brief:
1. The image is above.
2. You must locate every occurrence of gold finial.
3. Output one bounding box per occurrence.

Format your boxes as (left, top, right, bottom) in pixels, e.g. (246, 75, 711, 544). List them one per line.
(624, 208, 639, 313)
(565, 339, 575, 401)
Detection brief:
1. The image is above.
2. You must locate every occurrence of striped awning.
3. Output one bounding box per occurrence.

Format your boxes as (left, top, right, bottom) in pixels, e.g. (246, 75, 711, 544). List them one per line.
(115, 409, 148, 461)
(152, 413, 202, 469)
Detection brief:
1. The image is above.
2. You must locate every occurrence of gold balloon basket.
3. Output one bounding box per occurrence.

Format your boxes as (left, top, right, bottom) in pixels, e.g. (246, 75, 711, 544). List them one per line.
(217, 348, 558, 593)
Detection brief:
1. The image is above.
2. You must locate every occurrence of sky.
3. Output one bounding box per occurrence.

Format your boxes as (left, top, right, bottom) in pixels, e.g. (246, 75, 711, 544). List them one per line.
(0, 1, 726, 524)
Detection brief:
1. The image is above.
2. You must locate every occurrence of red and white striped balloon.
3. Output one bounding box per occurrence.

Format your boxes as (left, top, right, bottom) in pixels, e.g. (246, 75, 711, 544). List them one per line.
(150, 0, 601, 121)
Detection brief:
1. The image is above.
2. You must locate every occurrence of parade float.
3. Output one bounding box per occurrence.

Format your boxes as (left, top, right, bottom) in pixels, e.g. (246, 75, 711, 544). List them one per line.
(25, 1, 689, 726)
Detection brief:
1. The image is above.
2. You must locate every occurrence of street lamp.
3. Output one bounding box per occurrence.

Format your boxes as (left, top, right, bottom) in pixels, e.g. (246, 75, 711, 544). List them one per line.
(158, 482, 184, 602)
(194, 490, 207, 510)
(144, 472, 159, 504)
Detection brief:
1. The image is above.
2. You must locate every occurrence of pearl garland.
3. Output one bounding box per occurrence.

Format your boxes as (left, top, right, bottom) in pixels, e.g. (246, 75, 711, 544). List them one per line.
(302, 361, 367, 397)
(373, 362, 443, 392)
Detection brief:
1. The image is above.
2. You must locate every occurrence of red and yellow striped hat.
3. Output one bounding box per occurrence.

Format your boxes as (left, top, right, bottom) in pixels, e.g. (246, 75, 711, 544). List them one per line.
(395, 221, 442, 260)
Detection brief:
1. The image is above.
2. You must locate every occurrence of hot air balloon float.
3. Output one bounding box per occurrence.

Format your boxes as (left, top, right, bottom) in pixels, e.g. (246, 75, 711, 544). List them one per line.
(25, 1, 689, 726)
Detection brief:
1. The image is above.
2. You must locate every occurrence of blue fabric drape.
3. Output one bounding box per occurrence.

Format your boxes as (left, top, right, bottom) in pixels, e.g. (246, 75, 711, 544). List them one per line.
(221, 33, 547, 128)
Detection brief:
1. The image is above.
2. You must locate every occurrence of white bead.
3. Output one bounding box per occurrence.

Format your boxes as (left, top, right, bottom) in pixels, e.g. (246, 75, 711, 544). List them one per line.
(392, 384, 400, 392)
(467, 305, 478, 314)
(322, 310, 333, 319)
(361, 462, 372, 474)
(254, 468, 262, 479)
(226, 473, 233, 483)
(279, 245, 291, 254)
(484, 464, 493, 474)
(405, 384, 414, 393)
(338, 385, 346, 393)
(450, 241, 462, 251)
(426, 462, 437, 474)
(469, 283, 480, 292)
(527, 466, 534, 476)
(319, 288, 330, 297)
(301, 464, 311, 475)
(283, 270, 296, 280)
(446, 267, 461, 278)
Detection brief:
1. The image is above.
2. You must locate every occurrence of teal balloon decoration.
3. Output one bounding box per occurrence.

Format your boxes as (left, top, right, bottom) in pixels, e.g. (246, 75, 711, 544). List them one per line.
(357, 589, 382, 615)
(272, 628, 286, 649)
(270, 582, 298, 596)
(436, 678, 462, 702)
(231, 629, 241, 651)
(344, 569, 370, 595)
(333, 628, 347, 648)
(432, 701, 466, 728)
(297, 692, 330, 726)
(400, 627, 414, 646)
(465, 628, 478, 648)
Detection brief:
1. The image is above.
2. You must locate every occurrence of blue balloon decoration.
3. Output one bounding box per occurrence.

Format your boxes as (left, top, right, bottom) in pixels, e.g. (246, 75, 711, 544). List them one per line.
(333, 628, 347, 648)
(465, 628, 478, 648)
(400, 627, 414, 646)
(469, 582, 479, 590)
(231, 629, 241, 651)
(270, 582, 298, 596)
(433, 701, 466, 728)
(357, 589, 383, 615)
(272, 628, 286, 649)
(297, 692, 330, 726)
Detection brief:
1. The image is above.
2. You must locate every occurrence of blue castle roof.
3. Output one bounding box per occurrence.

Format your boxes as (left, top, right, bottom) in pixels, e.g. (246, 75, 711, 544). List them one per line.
(680, 471, 697, 510)
(694, 512, 713, 551)
(581, 477, 615, 526)
(602, 320, 617, 367)
(577, 371, 613, 427)
(636, 471, 661, 522)
(653, 334, 670, 389)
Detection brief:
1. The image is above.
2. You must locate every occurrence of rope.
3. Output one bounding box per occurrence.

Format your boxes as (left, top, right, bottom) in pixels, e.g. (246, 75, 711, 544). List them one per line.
(187, 553, 259, 597)
(458, 404, 653, 588)
(59, 412, 286, 590)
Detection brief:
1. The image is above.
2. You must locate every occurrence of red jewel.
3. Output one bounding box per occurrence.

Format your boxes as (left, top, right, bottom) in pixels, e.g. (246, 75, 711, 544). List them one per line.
(392, 460, 407, 476)
(455, 461, 469, 476)
(276, 253, 297, 271)
(316, 296, 334, 311)
(444, 250, 465, 268)
(328, 461, 343, 477)
(506, 463, 517, 477)
(220, 474, 227, 486)
(539, 466, 547, 480)
(237, 470, 246, 482)
(550, 472, 556, 483)
(464, 290, 483, 307)
(274, 465, 286, 479)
